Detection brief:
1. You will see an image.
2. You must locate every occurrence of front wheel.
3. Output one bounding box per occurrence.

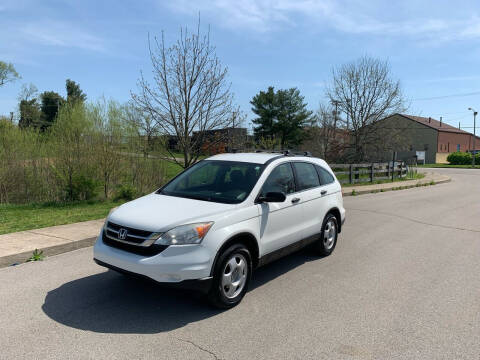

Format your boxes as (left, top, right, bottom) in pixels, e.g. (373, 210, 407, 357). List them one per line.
(207, 244, 252, 309)
(314, 213, 338, 256)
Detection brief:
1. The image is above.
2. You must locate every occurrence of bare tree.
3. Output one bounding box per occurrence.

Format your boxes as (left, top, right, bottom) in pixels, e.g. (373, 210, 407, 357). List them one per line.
(123, 102, 161, 158)
(315, 104, 337, 161)
(326, 56, 406, 161)
(132, 20, 234, 168)
(17, 83, 38, 102)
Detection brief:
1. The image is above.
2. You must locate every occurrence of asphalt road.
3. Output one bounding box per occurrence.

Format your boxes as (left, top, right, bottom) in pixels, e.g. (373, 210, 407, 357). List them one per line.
(1, 168, 479, 360)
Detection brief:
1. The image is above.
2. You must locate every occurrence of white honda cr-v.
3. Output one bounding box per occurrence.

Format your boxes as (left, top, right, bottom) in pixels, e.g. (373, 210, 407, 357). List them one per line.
(94, 151, 345, 308)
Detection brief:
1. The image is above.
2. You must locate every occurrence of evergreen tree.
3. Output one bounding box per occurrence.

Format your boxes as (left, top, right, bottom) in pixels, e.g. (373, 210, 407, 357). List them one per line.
(40, 91, 65, 130)
(250, 86, 277, 141)
(250, 87, 312, 148)
(19, 99, 42, 129)
(275, 88, 313, 148)
(66, 79, 87, 104)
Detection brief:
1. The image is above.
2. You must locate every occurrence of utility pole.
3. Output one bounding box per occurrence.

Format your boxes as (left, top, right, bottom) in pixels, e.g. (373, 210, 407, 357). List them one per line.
(468, 108, 477, 167)
(331, 99, 341, 131)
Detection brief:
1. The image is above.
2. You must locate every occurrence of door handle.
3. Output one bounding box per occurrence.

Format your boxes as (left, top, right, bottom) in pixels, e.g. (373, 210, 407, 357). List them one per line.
(321, 190, 327, 196)
(291, 197, 300, 204)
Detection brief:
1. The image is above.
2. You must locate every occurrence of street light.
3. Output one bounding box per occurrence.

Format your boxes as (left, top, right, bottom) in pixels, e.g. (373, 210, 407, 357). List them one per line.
(468, 107, 477, 167)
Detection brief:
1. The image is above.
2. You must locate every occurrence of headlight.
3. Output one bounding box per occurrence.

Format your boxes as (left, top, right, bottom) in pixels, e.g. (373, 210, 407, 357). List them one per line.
(154, 222, 213, 245)
(103, 206, 119, 231)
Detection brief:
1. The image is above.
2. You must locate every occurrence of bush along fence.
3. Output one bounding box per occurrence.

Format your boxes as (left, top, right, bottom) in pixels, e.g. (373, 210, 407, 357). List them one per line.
(331, 162, 408, 184)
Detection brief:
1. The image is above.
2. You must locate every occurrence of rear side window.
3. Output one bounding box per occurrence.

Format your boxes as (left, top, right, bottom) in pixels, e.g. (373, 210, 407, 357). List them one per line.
(261, 163, 295, 195)
(316, 166, 335, 185)
(292, 162, 320, 191)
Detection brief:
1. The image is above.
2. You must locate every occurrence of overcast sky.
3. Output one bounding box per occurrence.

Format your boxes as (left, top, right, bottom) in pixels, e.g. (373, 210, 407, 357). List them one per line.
(2, 0, 480, 131)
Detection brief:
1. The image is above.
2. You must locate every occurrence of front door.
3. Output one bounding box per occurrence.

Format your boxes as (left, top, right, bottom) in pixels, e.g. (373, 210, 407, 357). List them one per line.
(257, 162, 304, 255)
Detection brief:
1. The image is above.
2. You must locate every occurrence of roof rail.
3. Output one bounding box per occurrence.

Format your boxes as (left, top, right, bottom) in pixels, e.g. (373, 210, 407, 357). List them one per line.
(254, 149, 312, 157)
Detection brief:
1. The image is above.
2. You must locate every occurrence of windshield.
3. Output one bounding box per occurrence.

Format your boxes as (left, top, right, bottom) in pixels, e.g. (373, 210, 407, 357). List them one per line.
(159, 160, 265, 204)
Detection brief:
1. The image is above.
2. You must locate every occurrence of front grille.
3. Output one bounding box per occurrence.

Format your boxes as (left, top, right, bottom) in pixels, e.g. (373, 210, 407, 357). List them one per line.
(105, 221, 152, 244)
(102, 221, 167, 256)
(102, 232, 168, 256)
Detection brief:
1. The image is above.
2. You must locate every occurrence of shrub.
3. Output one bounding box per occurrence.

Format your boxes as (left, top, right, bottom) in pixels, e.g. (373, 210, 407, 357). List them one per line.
(68, 175, 99, 201)
(447, 151, 472, 165)
(114, 184, 137, 201)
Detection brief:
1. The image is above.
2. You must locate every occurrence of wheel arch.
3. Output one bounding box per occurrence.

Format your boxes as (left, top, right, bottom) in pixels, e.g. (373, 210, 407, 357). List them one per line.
(326, 207, 342, 233)
(210, 232, 260, 276)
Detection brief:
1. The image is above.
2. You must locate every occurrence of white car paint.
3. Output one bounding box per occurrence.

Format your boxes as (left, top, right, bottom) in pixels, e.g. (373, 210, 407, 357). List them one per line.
(93, 152, 346, 285)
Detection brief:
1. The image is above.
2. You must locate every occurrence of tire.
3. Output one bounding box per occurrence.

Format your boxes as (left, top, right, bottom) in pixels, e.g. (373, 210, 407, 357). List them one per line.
(315, 213, 338, 256)
(208, 243, 252, 309)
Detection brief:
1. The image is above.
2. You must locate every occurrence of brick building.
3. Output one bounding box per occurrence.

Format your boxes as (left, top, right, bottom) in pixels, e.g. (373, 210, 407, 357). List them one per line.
(380, 114, 480, 164)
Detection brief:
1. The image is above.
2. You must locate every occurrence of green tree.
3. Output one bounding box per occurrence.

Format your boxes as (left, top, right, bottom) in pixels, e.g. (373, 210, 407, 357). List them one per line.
(40, 91, 65, 130)
(251, 87, 312, 148)
(0, 61, 20, 87)
(251, 86, 277, 141)
(19, 99, 42, 129)
(275, 88, 313, 148)
(18, 83, 42, 129)
(51, 102, 96, 201)
(66, 79, 87, 104)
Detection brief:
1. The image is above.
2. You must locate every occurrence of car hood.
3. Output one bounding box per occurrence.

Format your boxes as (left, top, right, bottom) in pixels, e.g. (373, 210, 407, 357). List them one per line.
(108, 193, 237, 232)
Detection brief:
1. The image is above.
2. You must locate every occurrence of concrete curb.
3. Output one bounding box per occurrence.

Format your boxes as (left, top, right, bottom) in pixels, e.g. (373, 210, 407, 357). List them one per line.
(342, 176, 451, 197)
(0, 237, 96, 268)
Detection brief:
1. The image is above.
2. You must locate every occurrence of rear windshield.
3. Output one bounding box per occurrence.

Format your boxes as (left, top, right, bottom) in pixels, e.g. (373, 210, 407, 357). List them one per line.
(159, 160, 265, 204)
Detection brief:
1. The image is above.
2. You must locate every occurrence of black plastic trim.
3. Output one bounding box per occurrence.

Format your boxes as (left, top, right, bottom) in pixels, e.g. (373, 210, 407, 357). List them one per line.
(94, 258, 213, 294)
(264, 155, 285, 165)
(258, 233, 319, 267)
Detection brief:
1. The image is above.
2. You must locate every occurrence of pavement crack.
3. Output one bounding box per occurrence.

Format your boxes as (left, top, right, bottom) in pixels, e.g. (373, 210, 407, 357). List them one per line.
(347, 208, 480, 233)
(25, 230, 71, 241)
(176, 338, 223, 360)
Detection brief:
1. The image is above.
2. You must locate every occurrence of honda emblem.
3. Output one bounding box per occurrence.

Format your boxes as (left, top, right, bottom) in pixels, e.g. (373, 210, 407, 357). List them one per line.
(118, 228, 128, 240)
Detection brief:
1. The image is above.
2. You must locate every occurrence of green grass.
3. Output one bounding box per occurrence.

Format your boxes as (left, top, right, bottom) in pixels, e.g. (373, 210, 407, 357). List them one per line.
(417, 164, 480, 169)
(0, 200, 126, 235)
(341, 172, 425, 187)
(165, 161, 184, 180)
(0, 161, 184, 235)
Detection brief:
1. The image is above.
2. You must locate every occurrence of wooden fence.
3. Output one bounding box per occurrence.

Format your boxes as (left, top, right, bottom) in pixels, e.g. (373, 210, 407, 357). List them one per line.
(330, 162, 409, 184)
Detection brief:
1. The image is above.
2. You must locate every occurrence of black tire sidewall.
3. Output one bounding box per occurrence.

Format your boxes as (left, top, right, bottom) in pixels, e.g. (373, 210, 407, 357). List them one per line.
(209, 243, 252, 308)
(318, 214, 338, 255)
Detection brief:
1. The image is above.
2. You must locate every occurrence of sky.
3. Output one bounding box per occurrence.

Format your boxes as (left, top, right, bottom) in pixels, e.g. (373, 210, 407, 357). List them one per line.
(1, 0, 480, 132)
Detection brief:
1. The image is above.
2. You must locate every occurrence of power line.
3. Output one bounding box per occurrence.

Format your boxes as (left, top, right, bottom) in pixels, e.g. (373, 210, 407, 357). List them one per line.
(412, 91, 480, 101)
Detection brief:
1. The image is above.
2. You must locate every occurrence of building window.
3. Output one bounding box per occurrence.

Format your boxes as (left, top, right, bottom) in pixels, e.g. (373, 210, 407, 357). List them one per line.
(457, 144, 461, 151)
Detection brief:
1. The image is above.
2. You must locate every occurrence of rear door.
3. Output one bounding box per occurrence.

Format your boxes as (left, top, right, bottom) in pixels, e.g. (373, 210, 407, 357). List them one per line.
(257, 162, 304, 254)
(291, 162, 327, 240)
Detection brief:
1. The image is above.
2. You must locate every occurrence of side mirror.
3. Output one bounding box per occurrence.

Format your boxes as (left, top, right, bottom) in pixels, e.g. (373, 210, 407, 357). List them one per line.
(258, 191, 286, 203)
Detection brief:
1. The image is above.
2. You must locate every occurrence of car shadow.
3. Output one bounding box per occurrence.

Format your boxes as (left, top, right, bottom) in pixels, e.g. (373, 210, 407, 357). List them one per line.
(42, 248, 320, 334)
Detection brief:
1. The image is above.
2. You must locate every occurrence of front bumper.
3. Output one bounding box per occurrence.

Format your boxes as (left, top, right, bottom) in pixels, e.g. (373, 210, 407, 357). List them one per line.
(94, 258, 213, 294)
(93, 233, 213, 286)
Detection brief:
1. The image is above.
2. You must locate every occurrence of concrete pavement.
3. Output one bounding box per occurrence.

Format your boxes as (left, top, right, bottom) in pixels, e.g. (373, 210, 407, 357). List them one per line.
(0, 219, 103, 267)
(0, 168, 478, 359)
(341, 170, 450, 196)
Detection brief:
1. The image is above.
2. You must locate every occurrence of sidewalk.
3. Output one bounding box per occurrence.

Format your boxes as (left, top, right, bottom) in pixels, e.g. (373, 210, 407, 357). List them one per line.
(0, 171, 451, 267)
(0, 219, 103, 267)
(342, 171, 450, 196)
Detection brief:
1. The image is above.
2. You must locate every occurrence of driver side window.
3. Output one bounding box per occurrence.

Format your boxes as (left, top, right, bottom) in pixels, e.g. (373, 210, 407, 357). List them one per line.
(261, 163, 295, 196)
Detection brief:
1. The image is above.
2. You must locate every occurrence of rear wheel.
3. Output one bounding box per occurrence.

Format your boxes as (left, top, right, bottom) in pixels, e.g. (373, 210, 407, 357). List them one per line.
(315, 213, 338, 256)
(208, 244, 252, 309)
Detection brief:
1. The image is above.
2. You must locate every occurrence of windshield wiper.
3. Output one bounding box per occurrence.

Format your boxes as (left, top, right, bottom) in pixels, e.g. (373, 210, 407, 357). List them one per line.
(160, 192, 216, 203)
